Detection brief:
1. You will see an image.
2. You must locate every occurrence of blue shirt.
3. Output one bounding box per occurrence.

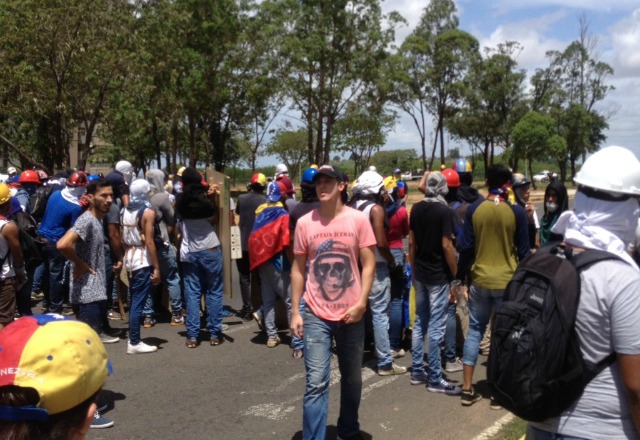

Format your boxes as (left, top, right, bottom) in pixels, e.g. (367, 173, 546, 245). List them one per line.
(38, 191, 83, 243)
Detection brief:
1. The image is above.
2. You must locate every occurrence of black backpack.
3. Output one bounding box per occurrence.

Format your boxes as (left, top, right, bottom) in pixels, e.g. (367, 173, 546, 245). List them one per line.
(487, 244, 618, 422)
(29, 185, 54, 221)
(0, 212, 44, 272)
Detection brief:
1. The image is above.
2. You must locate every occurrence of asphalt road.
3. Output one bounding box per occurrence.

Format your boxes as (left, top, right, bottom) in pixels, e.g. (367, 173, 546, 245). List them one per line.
(84, 267, 510, 440)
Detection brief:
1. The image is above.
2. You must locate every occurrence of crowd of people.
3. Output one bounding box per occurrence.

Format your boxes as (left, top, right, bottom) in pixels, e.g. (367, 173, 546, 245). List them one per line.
(1, 145, 640, 440)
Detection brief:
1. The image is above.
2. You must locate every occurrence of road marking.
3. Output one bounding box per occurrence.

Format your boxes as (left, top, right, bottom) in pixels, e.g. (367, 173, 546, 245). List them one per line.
(470, 413, 515, 440)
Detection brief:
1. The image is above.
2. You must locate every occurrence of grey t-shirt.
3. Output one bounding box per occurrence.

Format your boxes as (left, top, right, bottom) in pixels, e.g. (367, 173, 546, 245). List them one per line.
(70, 211, 107, 304)
(180, 218, 220, 256)
(150, 191, 175, 244)
(532, 259, 640, 439)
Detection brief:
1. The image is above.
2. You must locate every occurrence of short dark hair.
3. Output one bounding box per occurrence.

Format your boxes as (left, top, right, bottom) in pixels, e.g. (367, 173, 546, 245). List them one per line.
(86, 179, 112, 195)
(0, 386, 99, 440)
(486, 165, 512, 190)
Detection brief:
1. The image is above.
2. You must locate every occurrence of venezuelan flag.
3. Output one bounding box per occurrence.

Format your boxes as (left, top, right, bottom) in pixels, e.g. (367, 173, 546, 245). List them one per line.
(249, 202, 290, 271)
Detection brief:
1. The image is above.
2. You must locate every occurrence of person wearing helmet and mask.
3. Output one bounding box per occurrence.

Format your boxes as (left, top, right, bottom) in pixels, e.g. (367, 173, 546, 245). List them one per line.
(105, 161, 133, 208)
(15, 170, 41, 214)
(38, 171, 88, 314)
(512, 173, 539, 250)
(349, 170, 407, 376)
(540, 180, 569, 246)
(236, 173, 268, 321)
(528, 146, 640, 439)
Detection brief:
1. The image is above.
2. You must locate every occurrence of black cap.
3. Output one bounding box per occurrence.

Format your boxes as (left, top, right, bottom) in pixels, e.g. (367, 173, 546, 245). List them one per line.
(313, 164, 341, 181)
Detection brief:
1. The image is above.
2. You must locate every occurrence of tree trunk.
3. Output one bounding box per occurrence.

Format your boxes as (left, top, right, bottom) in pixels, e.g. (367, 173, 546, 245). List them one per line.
(188, 115, 197, 167)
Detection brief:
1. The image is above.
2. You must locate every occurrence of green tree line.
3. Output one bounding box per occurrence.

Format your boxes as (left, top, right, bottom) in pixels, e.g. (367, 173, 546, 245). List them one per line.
(0, 0, 613, 181)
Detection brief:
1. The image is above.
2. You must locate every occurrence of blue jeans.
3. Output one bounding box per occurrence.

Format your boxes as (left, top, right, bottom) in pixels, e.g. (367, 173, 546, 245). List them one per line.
(444, 300, 457, 362)
(42, 241, 66, 312)
(78, 300, 107, 334)
(370, 262, 392, 369)
(31, 263, 44, 293)
(303, 310, 364, 440)
(183, 249, 223, 340)
(462, 285, 503, 366)
(128, 267, 152, 345)
(527, 425, 588, 440)
(158, 244, 183, 314)
(389, 248, 407, 350)
(257, 263, 290, 339)
(411, 281, 449, 384)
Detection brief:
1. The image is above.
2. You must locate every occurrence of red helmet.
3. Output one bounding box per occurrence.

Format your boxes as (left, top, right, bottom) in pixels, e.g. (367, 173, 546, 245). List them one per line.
(67, 171, 88, 187)
(442, 168, 460, 188)
(19, 170, 41, 184)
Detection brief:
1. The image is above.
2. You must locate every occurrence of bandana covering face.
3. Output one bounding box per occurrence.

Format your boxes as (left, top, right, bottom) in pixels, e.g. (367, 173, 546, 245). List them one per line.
(126, 179, 152, 212)
(551, 190, 640, 268)
(61, 186, 86, 206)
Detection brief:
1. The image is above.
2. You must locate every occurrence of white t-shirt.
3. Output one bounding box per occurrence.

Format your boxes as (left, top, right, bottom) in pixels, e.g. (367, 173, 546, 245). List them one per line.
(532, 259, 640, 439)
(0, 219, 15, 279)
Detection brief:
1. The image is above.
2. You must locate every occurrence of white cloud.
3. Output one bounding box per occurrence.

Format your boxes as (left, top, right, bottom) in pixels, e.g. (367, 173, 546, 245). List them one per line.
(607, 8, 640, 77)
(487, 0, 639, 13)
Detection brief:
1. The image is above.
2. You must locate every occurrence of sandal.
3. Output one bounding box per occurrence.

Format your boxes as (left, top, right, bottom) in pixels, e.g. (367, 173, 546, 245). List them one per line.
(210, 337, 223, 346)
(185, 338, 198, 348)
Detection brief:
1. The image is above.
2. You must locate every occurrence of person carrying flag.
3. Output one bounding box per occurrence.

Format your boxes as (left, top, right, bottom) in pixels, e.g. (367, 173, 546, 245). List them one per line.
(249, 181, 293, 350)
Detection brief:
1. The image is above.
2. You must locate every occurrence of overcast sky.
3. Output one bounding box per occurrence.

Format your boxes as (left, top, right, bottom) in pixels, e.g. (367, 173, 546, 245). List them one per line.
(380, 0, 640, 161)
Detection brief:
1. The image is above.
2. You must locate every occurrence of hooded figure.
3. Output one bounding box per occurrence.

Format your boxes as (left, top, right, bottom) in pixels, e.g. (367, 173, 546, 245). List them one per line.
(540, 180, 569, 245)
(176, 168, 216, 220)
(146, 169, 174, 244)
(422, 172, 448, 206)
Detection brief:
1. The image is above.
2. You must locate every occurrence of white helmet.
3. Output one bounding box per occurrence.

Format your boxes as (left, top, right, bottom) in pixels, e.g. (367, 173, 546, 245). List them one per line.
(353, 171, 384, 196)
(275, 163, 288, 175)
(574, 146, 640, 196)
(368, 165, 377, 172)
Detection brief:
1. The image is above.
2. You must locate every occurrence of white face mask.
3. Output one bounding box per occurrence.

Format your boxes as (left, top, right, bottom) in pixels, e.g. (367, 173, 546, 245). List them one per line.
(546, 202, 558, 213)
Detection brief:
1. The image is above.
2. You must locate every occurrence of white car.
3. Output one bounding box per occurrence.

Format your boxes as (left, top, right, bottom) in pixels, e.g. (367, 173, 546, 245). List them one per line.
(532, 171, 558, 182)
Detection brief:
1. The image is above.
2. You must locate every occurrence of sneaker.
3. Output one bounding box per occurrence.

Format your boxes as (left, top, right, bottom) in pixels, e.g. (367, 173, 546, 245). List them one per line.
(410, 371, 429, 385)
(427, 378, 462, 395)
(391, 348, 406, 359)
(221, 323, 229, 331)
(62, 308, 75, 316)
(267, 336, 281, 348)
(490, 397, 503, 410)
(445, 358, 464, 373)
(90, 410, 114, 429)
(252, 310, 264, 331)
(127, 340, 158, 354)
(107, 310, 122, 320)
(240, 307, 253, 321)
(292, 349, 303, 359)
(222, 308, 233, 317)
(378, 363, 407, 376)
(170, 314, 184, 326)
(143, 316, 156, 328)
(461, 388, 483, 406)
(30, 291, 44, 301)
(98, 333, 120, 344)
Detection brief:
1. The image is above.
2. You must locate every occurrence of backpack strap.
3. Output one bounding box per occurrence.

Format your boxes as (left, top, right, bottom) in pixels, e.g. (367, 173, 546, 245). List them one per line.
(569, 247, 620, 378)
(0, 217, 10, 268)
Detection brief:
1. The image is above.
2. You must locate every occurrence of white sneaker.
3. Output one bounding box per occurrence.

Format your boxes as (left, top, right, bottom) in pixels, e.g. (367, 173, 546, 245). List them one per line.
(391, 348, 406, 359)
(378, 362, 407, 376)
(99, 333, 120, 344)
(445, 358, 464, 373)
(127, 340, 158, 354)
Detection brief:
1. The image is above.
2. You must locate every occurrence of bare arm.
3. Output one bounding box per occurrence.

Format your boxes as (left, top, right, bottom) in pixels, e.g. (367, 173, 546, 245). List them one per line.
(289, 252, 308, 338)
(142, 209, 161, 285)
(442, 235, 457, 279)
(342, 245, 375, 324)
(417, 171, 430, 195)
(408, 230, 416, 275)
(619, 354, 640, 434)
(107, 223, 124, 271)
(2, 222, 23, 269)
(57, 229, 94, 281)
(370, 204, 395, 266)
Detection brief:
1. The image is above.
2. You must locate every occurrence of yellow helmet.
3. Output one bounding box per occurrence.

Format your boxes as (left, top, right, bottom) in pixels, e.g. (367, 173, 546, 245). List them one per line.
(0, 183, 10, 205)
(383, 175, 397, 191)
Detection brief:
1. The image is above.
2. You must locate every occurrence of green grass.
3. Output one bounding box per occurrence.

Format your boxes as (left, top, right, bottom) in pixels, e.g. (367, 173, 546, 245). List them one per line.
(492, 417, 527, 440)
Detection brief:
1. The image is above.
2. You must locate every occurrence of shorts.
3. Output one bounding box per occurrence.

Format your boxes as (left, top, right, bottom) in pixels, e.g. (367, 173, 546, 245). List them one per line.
(0, 277, 17, 324)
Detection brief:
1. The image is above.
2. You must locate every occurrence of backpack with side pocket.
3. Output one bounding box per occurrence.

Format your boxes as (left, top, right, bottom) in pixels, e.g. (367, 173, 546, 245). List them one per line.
(487, 244, 618, 422)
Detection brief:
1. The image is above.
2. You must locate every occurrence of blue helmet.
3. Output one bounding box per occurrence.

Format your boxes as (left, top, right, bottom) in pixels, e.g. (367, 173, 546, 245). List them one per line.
(455, 158, 472, 173)
(87, 174, 101, 182)
(302, 167, 318, 184)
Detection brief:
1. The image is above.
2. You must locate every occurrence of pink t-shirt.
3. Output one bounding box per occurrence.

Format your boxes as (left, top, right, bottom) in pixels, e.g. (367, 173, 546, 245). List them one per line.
(294, 206, 376, 321)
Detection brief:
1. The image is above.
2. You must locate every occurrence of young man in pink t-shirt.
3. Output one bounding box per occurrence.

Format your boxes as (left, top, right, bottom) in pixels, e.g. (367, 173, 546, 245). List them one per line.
(290, 165, 376, 440)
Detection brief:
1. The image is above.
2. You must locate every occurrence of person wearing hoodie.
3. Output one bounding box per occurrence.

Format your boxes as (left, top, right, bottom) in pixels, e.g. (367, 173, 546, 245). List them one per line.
(121, 179, 161, 354)
(145, 169, 184, 326)
(540, 180, 569, 246)
(176, 167, 224, 348)
(38, 172, 88, 314)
